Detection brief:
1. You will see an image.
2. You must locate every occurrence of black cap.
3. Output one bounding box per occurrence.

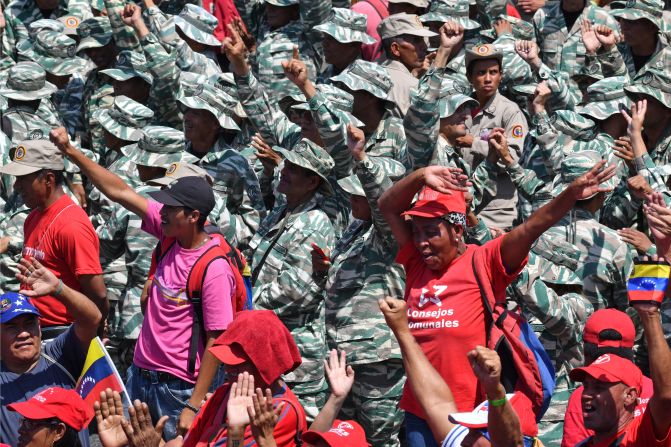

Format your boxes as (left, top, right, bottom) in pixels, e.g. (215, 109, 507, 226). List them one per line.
(148, 176, 215, 217)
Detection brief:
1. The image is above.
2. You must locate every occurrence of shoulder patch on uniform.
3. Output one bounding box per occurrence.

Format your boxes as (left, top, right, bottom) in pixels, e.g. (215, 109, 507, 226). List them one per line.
(512, 125, 524, 138)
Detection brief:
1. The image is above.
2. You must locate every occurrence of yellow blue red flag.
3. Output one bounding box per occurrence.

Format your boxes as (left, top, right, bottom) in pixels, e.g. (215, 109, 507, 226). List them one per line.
(75, 337, 131, 407)
(627, 260, 670, 305)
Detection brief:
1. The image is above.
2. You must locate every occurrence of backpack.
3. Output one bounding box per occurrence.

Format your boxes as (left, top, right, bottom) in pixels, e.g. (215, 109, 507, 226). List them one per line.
(471, 251, 556, 420)
(148, 225, 253, 374)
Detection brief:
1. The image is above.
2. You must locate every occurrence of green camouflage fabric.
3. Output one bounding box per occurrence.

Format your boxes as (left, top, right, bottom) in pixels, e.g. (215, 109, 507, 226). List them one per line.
(121, 125, 184, 166)
(100, 50, 154, 85)
(145, 6, 222, 78)
(178, 83, 240, 131)
(186, 136, 266, 251)
(479, 15, 533, 41)
(103, 0, 140, 52)
(0, 61, 56, 101)
(248, 191, 336, 415)
(0, 99, 63, 143)
(550, 150, 617, 198)
(624, 65, 671, 110)
(174, 4, 221, 46)
(76, 16, 113, 52)
(330, 59, 392, 102)
(576, 76, 630, 121)
(313, 7, 376, 44)
(510, 249, 593, 447)
(0, 205, 30, 292)
(611, 0, 665, 31)
(275, 138, 334, 193)
(0, 0, 92, 70)
(610, 36, 668, 80)
(420, 0, 480, 30)
(98, 95, 154, 144)
(533, 2, 621, 79)
(16, 30, 88, 76)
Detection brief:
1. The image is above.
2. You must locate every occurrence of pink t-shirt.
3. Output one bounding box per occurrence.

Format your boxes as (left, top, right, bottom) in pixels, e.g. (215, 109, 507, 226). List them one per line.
(134, 200, 235, 383)
(351, 0, 388, 61)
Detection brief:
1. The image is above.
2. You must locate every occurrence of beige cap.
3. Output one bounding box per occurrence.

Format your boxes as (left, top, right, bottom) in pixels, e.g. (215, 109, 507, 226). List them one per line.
(388, 0, 430, 7)
(0, 140, 64, 176)
(378, 13, 437, 40)
(465, 44, 503, 68)
(146, 162, 214, 187)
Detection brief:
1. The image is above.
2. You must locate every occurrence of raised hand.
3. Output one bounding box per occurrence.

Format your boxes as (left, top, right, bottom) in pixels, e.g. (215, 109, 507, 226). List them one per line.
(223, 23, 249, 75)
(281, 47, 309, 90)
(253, 134, 281, 175)
(95, 389, 128, 447)
(621, 100, 647, 136)
(488, 128, 513, 166)
(324, 349, 355, 400)
(580, 19, 601, 54)
(515, 40, 541, 69)
(613, 135, 635, 168)
(15, 257, 60, 297)
(627, 175, 653, 200)
(644, 192, 671, 258)
(530, 80, 552, 114)
(617, 228, 653, 254)
(346, 124, 366, 162)
(379, 296, 409, 334)
(467, 346, 502, 396)
(423, 166, 471, 194)
(493, 18, 512, 37)
(594, 25, 618, 48)
(49, 127, 75, 156)
(121, 3, 142, 27)
(439, 21, 464, 49)
(231, 16, 256, 53)
(120, 399, 168, 447)
(227, 372, 255, 429)
(248, 388, 283, 447)
(567, 160, 617, 200)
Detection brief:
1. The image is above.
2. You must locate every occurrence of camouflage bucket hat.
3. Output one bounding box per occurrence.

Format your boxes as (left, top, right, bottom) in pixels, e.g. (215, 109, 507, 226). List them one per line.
(59, 16, 81, 36)
(292, 84, 366, 127)
(275, 139, 335, 195)
(388, 0, 430, 7)
(76, 17, 113, 52)
(147, 162, 214, 186)
(330, 60, 392, 101)
(121, 125, 185, 167)
(0, 62, 57, 101)
(214, 73, 247, 118)
(420, 0, 480, 30)
(28, 19, 64, 36)
(511, 83, 538, 98)
(551, 150, 615, 198)
(178, 83, 241, 131)
(17, 30, 88, 76)
(174, 4, 221, 46)
(263, 0, 299, 5)
(624, 66, 671, 110)
(100, 51, 153, 85)
(314, 8, 376, 44)
(611, 0, 664, 30)
(551, 110, 597, 139)
(439, 93, 478, 118)
(577, 76, 629, 121)
(98, 95, 154, 142)
(337, 157, 406, 196)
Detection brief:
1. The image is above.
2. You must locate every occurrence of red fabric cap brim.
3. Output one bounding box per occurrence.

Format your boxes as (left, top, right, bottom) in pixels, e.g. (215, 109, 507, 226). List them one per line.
(210, 343, 248, 366)
(8, 400, 57, 421)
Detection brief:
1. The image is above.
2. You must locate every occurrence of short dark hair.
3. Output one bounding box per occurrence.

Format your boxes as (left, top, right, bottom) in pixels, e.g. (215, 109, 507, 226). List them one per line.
(381, 36, 404, 59)
(38, 169, 65, 186)
(466, 59, 502, 77)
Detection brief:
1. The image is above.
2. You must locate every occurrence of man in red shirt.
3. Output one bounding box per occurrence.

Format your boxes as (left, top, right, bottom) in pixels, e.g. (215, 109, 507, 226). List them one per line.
(562, 309, 654, 447)
(0, 140, 107, 339)
(378, 160, 616, 447)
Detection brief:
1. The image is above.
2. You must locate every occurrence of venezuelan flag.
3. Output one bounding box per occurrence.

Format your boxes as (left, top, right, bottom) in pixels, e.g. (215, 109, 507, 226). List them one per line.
(627, 262, 671, 304)
(76, 337, 129, 407)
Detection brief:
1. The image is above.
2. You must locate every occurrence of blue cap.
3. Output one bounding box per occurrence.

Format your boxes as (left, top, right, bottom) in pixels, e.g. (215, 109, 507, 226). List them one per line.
(0, 292, 41, 324)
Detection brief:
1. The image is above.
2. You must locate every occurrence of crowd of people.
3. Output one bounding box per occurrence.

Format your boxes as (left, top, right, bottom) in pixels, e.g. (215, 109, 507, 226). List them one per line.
(1, 0, 671, 445)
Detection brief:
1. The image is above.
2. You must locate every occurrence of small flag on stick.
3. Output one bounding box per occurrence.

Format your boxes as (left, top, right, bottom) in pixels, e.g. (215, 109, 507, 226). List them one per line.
(76, 337, 132, 408)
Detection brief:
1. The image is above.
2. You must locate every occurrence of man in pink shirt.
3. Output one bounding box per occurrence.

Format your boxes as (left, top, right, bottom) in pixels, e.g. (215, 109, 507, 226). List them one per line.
(49, 128, 236, 441)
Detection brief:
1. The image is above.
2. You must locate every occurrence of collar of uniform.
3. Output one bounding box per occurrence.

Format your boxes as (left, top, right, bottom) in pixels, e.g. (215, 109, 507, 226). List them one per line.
(475, 90, 502, 116)
(438, 134, 458, 156)
(269, 191, 325, 232)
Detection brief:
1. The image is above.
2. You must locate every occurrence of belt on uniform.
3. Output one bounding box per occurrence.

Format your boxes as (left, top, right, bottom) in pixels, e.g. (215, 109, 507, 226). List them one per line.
(136, 367, 183, 383)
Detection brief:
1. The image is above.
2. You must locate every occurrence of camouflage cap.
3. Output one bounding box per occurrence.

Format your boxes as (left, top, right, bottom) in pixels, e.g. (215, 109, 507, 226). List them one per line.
(551, 150, 615, 198)
(330, 59, 392, 101)
(624, 66, 671, 109)
(420, 0, 480, 30)
(178, 83, 240, 131)
(313, 8, 376, 44)
(439, 92, 478, 118)
(292, 84, 365, 126)
(28, 19, 64, 36)
(337, 157, 406, 196)
(76, 17, 113, 52)
(479, 15, 533, 40)
(147, 162, 214, 187)
(465, 44, 503, 68)
(100, 51, 153, 85)
(611, 0, 664, 30)
(388, 0, 430, 7)
(0, 140, 64, 176)
(121, 125, 185, 167)
(0, 61, 57, 101)
(511, 83, 538, 98)
(577, 76, 630, 121)
(98, 95, 154, 142)
(213, 72, 247, 118)
(174, 4, 221, 46)
(17, 30, 88, 76)
(551, 110, 597, 139)
(275, 139, 335, 195)
(263, 0, 300, 5)
(58, 16, 81, 36)
(378, 13, 437, 40)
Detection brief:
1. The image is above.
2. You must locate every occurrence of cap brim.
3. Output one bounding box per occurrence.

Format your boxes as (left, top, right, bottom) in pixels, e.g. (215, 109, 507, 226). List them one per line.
(0, 308, 41, 324)
(77, 35, 112, 52)
(209, 343, 249, 365)
(146, 176, 175, 187)
(100, 68, 152, 84)
(448, 411, 488, 429)
(8, 400, 56, 420)
(0, 161, 43, 176)
(148, 189, 187, 207)
(99, 113, 143, 142)
(174, 18, 222, 46)
(577, 100, 626, 121)
(624, 84, 671, 109)
(121, 144, 182, 167)
(275, 147, 334, 196)
(300, 432, 330, 445)
(178, 96, 241, 131)
(313, 24, 377, 44)
(611, 9, 661, 28)
(0, 82, 57, 101)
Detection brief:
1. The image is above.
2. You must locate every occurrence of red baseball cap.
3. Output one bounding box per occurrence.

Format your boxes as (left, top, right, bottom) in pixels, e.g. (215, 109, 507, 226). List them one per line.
(583, 309, 635, 348)
(210, 341, 250, 366)
(302, 420, 371, 447)
(8, 387, 94, 431)
(402, 187, 467, 219)
(448, 392, 538, 437)
(569, 354, 643, 393)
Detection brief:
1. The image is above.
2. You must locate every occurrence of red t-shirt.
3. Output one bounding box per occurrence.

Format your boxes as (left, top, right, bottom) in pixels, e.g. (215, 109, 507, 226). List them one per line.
(21, 194, 102, 326)
(563, 376, 654, 447)
(576, 404, 671, 447)
(396, 237, 524, 417)
(184, 382, 306, 447)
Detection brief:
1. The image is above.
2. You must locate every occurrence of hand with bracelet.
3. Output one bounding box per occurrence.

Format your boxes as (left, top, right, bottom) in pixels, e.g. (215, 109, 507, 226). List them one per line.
(15, 257, 66, 298)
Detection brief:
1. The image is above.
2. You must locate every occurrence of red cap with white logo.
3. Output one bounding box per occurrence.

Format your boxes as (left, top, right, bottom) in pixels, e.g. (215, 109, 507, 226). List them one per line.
(302, 420, 371, 447)
(8, 387, 94, 431)
(569, 354, 643, 393)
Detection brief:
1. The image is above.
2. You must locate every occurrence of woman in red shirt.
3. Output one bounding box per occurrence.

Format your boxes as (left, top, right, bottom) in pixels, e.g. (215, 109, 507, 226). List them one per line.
(378, 156, 616, 447)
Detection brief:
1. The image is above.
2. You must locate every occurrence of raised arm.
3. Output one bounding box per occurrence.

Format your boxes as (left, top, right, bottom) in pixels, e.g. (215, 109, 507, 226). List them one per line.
(500, 160, 617, 273)
(50, 128, 149, 220)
